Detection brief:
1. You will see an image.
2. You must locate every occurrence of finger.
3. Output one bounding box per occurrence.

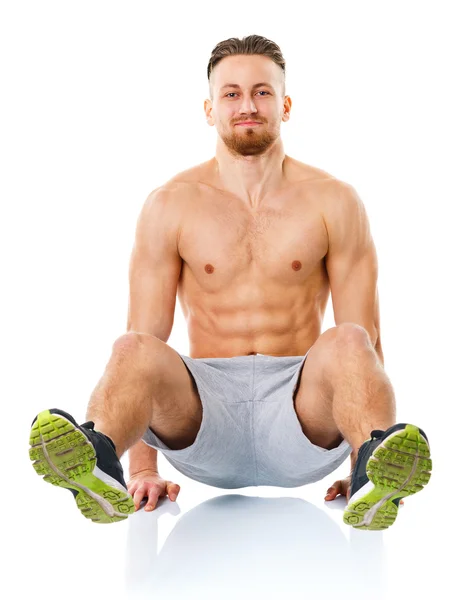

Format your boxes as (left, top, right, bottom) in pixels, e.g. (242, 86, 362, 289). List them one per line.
(167, 482, 180, 501)
(324, 481, 342, 501)
(327, 476, 351, 500)
(127, 481, 137, 495)
(133, 487, 146, 511)
(144, 486, 161, 512)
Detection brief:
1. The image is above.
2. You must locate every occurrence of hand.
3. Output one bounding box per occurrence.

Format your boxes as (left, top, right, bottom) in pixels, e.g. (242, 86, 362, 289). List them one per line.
(127, 469, 181, 512)
(324, 474, 404, 505)
(325, 475, 351, 502)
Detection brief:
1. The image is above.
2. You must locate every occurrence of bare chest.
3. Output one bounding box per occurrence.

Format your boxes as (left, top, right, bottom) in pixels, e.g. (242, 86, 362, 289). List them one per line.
(178, 192, 329, 291)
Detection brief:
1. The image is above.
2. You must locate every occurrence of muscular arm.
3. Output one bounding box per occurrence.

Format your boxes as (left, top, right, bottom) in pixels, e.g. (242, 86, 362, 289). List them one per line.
(323, 182, 384, 366)
(127, 185, 183, 473)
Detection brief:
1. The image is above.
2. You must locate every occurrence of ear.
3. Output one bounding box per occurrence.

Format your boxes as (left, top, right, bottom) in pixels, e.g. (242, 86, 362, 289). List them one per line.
(282, 96, 292, 122)
(204, 98, 214, 126)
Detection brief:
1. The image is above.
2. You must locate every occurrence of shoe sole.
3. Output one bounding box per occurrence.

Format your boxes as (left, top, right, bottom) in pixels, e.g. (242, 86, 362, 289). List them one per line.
(343, 424, 432, 530)
(29, 410, 135, 523)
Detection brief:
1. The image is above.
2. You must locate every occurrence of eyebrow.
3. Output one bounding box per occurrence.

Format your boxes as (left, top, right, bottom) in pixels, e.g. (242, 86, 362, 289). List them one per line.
(220, 82, 275, 91)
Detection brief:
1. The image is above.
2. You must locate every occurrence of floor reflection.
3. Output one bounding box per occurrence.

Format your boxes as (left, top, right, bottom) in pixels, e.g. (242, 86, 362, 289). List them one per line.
(125, 495, 386, 599)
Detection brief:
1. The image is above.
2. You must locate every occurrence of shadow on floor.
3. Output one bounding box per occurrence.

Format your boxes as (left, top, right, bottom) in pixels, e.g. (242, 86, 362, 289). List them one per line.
(125, 494, 386, 599)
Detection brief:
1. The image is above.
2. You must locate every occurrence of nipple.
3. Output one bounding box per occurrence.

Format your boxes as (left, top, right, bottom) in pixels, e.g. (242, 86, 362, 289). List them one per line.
(205, 263, 215, 274)
(292, 260, 302, 271)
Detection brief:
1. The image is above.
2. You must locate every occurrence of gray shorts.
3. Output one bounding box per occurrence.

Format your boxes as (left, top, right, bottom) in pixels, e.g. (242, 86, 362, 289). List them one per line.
(141, 349, 352, 489)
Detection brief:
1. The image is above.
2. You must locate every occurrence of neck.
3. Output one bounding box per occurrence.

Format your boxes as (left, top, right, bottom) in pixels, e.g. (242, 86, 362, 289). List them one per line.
(213, 138, 287, 207)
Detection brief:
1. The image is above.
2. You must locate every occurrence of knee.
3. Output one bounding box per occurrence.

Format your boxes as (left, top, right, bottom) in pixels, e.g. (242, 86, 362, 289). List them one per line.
(112, 331, 166, 362)
(335, 323, 372, 348)
(113, 331, 143, 352)
(319, 323, 372, 357)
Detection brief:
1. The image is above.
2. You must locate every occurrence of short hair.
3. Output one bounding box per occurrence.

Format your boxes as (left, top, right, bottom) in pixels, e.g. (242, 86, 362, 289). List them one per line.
(207, 34, 286, 99)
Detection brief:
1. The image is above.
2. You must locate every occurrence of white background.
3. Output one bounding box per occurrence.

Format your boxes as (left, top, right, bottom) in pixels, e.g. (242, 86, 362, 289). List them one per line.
(1, 1, 471, 598)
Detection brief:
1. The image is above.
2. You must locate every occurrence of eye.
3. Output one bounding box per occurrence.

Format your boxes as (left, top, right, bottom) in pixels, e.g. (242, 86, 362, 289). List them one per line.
(224, 91, 270, 98)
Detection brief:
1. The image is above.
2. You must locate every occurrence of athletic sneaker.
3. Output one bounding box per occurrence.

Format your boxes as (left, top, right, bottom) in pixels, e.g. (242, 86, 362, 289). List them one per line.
(29, 408, 135, 523)
(344, 423, 432, 530)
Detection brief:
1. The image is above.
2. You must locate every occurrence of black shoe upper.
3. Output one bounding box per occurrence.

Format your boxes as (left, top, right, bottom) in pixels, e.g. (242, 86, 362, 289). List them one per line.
(349, 423, 429, 507)
(32, 408, 127, 489)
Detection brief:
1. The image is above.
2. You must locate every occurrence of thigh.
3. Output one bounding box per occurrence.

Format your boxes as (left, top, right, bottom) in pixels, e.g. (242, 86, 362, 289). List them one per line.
(293, 328, 344, 450)
(116, 332, 203, 450)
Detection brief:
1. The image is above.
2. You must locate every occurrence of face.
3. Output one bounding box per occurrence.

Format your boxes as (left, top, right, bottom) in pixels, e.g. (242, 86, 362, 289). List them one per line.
(205, 55, 291, 157)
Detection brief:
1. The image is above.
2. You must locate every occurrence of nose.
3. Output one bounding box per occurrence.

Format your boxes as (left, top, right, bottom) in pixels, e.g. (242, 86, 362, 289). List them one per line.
(238, 94, 257, 116)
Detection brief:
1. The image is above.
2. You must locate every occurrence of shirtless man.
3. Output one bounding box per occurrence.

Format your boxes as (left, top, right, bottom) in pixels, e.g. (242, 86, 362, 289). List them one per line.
(29, 35, 432, 530)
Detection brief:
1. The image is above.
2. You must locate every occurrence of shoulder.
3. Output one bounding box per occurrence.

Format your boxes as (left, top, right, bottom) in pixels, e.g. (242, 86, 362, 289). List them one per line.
(293, 165, 366, 231)
(286, 157, 360, 204)
(292, 168, 371, 247)
(145, 160, 213, 208)
(141, 161, 214, 241)
(160, 159, 214, 191)
(284, 156, 338, 185)
(286, 158, 364, 222)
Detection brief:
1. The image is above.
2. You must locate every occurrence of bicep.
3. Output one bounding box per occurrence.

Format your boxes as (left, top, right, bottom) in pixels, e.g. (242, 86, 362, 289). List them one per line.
(127, 188, 182, 340)
(324, 183, 381, 344)
(327, 244, 380, 342)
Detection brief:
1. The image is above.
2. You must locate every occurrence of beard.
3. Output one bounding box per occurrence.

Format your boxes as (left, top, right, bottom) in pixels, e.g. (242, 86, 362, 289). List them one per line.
(220, 123, 278, 157)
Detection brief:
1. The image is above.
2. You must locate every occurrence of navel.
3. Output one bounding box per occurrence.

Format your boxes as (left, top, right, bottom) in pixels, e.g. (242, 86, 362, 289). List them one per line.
(205, 263, 215, 274)
(292, 260, 302, 271)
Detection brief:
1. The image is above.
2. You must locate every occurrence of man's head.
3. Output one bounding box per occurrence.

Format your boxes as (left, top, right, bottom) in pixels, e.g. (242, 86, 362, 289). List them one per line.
(204, 35, 292, 157)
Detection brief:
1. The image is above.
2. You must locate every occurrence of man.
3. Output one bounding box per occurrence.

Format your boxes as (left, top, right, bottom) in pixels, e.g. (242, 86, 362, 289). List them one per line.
(29, 35, 432, 530)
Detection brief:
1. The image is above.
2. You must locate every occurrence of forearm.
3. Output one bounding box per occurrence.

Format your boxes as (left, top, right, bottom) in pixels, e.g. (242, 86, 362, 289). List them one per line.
(128, 439, 159, 475)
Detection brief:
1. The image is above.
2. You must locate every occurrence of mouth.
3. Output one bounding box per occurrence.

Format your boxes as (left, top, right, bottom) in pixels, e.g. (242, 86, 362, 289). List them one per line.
(235, 121, 262, 126)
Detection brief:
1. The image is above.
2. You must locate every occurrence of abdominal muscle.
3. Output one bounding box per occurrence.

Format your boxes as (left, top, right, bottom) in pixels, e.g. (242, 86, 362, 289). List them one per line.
(183, 295, 328, 359)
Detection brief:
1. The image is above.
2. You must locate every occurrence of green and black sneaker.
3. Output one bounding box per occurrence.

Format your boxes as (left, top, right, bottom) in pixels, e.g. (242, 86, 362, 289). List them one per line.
(29, 408, 135, 523)
(344, 423, 432, 530)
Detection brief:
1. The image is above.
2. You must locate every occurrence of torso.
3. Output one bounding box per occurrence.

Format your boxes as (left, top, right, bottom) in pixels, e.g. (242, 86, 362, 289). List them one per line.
(172, 156, 340, 358)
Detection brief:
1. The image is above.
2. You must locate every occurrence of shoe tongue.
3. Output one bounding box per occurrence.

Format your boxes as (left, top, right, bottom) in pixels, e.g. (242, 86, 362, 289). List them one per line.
(81, 421, 117, 452)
